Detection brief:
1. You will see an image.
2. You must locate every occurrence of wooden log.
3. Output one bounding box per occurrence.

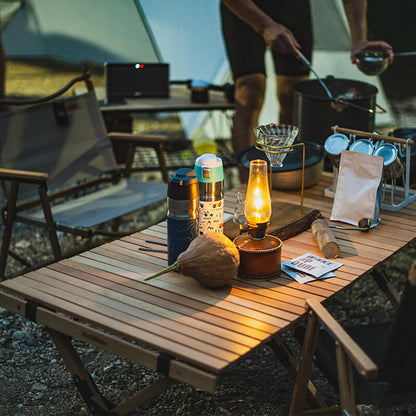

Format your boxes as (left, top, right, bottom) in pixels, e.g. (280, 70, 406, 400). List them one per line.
(224, 201, 322, 241)
(311, 218, 340, 259)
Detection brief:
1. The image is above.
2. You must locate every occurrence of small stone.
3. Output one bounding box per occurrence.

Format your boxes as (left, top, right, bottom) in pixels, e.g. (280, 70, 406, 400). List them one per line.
(104, 364, 113, 372)
(15, 240, 31, 248)
(32, 382, 47, 392)
(12, 330, 27, 341)
(12, 341, 21, 350)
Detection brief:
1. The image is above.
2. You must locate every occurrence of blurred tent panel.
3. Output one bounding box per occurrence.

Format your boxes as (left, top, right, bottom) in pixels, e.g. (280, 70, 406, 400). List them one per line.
(0, 0, 21, 27)
(1, 0, 160, 63)
(139, 0, 230, 139)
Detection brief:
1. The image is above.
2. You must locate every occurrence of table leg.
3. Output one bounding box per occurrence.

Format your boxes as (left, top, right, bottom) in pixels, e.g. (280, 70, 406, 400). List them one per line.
(48, 328, 180, 415)
(48, 328, 115, 415)
(372, 266, 401, 311)
(288, 312, 321, 416)
(269, 333, 327, 410)
(112, 377, 176, 414)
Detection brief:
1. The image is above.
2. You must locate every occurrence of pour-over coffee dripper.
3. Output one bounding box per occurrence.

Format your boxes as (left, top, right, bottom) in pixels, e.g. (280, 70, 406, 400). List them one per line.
(254, 123, 299, 167)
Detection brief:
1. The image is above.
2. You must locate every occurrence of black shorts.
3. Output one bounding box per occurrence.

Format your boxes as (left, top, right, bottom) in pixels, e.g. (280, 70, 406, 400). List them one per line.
(220, 0, 313, 79)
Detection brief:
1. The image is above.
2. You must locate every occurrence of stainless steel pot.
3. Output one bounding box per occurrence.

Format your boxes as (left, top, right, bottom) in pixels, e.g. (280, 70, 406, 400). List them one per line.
(236, 141, 325, 190)
(294, 78, 379, 145)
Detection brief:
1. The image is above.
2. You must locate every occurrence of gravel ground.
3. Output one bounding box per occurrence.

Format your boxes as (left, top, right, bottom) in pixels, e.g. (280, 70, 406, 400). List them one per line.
(1, 60, 416, 415)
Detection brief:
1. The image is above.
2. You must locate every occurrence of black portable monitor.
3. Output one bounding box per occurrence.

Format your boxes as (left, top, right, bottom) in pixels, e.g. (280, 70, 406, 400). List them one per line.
(105, 62, 170, 102)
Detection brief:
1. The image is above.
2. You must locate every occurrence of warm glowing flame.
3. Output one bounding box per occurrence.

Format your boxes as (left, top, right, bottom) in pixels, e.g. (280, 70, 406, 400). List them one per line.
(244, 159, 271, 225)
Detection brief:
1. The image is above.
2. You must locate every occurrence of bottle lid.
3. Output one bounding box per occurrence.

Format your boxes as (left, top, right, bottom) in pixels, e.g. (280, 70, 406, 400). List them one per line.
(194, 154, 224, 183)
(191, 80, 209, 89)
(168, 168, 199, 200)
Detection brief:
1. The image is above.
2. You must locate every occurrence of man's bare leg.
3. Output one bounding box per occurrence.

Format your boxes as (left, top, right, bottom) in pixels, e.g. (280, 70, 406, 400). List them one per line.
(276, 74, 309, 124)
(232, 73, 266, 182)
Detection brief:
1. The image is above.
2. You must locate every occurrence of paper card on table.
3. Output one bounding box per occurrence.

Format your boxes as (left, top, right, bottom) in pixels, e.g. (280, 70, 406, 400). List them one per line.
(282, 262, 335, 284)
(286, 253, 343, 278)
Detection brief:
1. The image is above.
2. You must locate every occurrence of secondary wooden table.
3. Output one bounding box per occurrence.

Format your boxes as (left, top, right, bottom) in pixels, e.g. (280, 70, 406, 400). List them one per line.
(100, 83, 235, 153)
(0, 172, 415, 414)
(100, 84, 235, 114)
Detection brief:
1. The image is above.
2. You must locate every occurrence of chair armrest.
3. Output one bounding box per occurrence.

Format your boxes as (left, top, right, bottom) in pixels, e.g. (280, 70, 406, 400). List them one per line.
(306, 298, 378, 381)
(409, 262, 416, 286)
(107, 132, 169, 145)
(0, 168, 48, 183)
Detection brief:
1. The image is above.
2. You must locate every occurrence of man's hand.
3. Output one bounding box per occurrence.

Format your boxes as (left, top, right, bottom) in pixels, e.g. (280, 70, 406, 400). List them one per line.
(262, 22, 301, 57)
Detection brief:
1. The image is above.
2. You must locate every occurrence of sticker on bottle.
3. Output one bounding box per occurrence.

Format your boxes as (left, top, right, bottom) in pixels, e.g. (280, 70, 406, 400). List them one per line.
(198, 200, 224, 234)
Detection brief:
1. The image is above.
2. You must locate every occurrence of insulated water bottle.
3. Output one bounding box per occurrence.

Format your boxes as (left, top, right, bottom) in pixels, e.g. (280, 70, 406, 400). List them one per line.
(194, 153, 224, 235)
(167, 168, 199, 265)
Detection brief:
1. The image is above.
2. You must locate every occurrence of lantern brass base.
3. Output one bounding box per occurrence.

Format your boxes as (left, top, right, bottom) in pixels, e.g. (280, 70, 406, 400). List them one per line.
(233, 234, 282, 280)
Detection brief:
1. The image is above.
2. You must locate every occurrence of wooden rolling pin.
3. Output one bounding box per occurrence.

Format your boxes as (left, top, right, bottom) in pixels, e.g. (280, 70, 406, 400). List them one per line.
(311, 218, 340, 259)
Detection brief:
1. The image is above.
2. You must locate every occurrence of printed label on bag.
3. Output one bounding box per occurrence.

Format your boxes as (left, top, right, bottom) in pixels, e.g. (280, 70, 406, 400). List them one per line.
(198, 200, 224, 234)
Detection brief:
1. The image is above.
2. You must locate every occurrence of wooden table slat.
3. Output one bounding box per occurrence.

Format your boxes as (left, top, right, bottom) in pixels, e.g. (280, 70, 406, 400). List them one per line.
(33, 267, 261, 350)
(0, 278, 231, 372)
(67, 256, 282, 335)
(15, 273, 244, 364)
(54, 260, 272, 341)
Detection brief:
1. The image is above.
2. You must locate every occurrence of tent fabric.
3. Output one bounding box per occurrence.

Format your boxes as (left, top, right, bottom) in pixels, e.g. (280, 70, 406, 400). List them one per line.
(311, 0, 351, 51)
(2, 0, 160, 63)
(0, 0, 21, 29)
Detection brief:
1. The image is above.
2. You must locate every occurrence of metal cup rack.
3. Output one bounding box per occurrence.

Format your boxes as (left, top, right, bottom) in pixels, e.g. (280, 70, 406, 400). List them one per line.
(256, 141, 306, 213)
(325, 126, 416, 212)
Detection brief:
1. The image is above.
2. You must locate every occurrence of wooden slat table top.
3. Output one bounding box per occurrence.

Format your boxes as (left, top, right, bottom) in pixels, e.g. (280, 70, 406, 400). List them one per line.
(1, 172, 415, 376)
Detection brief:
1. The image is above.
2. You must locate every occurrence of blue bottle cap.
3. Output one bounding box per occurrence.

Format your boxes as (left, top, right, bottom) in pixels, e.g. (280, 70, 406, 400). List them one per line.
(168, 168, 199, 200)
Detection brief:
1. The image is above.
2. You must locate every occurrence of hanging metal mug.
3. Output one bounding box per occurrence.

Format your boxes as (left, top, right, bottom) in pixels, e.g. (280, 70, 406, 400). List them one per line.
(373, 143, 404, 179)
(349, 138, 374, 155)
(324, 133, 350, 168)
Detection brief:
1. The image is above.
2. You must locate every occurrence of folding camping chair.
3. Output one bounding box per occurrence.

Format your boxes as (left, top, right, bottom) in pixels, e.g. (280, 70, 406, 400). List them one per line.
(289, 261, 416, 415)
(0, 73, 169, 280)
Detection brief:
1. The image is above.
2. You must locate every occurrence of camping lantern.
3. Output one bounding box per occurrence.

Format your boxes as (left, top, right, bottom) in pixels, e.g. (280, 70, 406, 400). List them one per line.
(233, 160, 282, 279)
(244, 159, 271, 239)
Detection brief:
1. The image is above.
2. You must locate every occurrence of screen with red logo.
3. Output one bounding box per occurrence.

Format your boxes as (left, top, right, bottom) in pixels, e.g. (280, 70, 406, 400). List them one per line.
(105, 63, 170, 101)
